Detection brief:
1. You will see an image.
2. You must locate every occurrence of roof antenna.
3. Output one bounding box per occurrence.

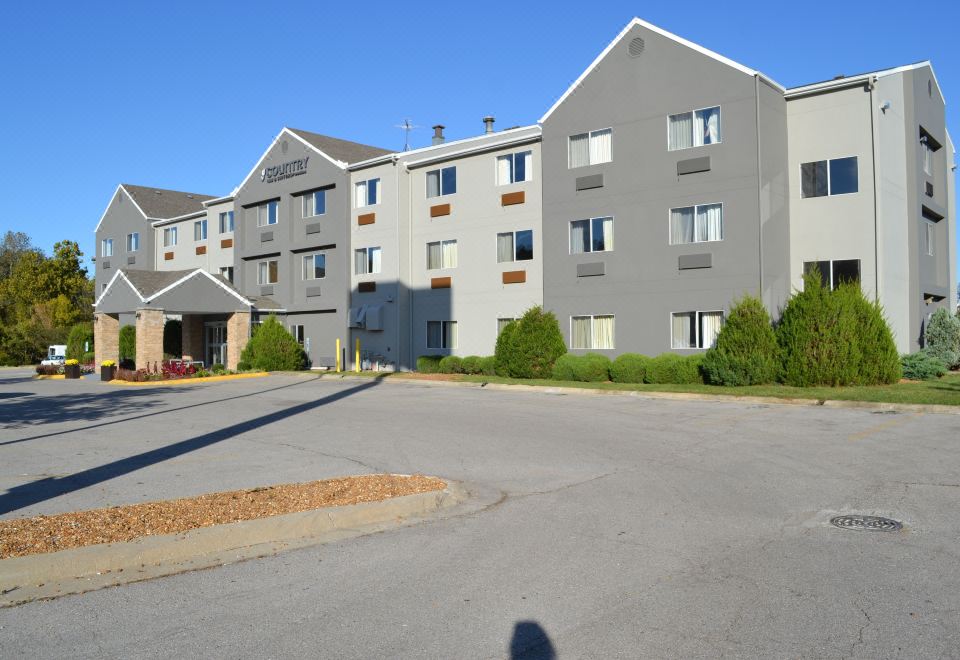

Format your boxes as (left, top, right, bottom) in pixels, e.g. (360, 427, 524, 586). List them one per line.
(394, 118, 420, 151)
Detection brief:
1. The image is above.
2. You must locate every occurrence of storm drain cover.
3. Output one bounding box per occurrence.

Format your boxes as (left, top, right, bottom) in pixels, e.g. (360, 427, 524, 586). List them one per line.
(830, 515, 903, 532)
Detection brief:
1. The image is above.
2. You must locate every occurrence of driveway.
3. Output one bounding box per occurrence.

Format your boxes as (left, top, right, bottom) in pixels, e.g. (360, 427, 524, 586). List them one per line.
(1, 369, 958, 658)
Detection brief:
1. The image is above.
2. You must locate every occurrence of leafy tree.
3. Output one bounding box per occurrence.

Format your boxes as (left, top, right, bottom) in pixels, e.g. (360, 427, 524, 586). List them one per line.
(66, 322, 94, 361)
(702, 294, 780, 386)
(494, 306, 566, 378)
(923, 307, 960, 369)
(239, 315, 307, 371)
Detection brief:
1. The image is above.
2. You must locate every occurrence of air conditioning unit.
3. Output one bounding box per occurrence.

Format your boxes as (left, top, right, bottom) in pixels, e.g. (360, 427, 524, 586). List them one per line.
(349, 306, 367, 329)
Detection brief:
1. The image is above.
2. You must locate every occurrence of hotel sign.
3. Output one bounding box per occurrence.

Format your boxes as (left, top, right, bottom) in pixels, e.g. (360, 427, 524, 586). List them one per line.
(261, 157, 309, 183)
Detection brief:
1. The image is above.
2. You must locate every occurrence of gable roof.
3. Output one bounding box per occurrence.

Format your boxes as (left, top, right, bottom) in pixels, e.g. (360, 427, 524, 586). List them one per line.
(120, 184, 217, 220)
(539, 17, 784, 124)
(784, 61, 945, 105)
(94, 268, 262, 310)
(286, 128, 391, 164)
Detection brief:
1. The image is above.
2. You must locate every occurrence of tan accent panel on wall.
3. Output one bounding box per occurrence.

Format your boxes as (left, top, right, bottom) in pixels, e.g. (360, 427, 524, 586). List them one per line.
(195, 245, 207, 255)
(431, 277, 451, 289)
(220, 238, 233, 248)
(501, 191, 525, 206)
(430, 203, 451, 218)
(357, 213, 376, 226)
(502, 270, 527, 284)
(358, 281, 376, 293)
(164, 252, 174, 261)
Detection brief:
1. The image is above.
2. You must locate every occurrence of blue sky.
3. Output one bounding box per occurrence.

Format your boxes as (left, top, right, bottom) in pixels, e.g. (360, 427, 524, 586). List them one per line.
(0, 1, 957, 277)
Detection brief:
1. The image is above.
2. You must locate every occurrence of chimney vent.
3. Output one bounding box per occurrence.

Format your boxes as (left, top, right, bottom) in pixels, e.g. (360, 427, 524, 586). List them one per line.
(483, 116, 495, 134)
(432, 124, 445, 145)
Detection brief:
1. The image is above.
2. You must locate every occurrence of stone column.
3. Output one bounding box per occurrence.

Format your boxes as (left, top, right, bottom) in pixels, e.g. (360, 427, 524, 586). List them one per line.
(181, 315, 204, 362)
(226, 311, 251, 371)
(135, 308, 165, 371)
(94, 313, 120, 367)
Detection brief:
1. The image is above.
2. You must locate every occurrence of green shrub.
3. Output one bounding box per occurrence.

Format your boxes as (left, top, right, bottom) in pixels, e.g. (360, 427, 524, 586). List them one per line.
(163, 319, 183, 357)
(479, 356, 497, 376)
(438, 355, 463, 374)
(553, 353, 611, 382)
(461, 355, 482, 374)
(551, 354, 578, 381)
(66, 322, 94, 361)
(924, 308, 960, 369)
(416, 355, 443, 373)
(776, 272, 900, 386)
(239, 315, 307, 371)
(236, 360, 251, 372)
(646, 353, 705, 384)
(610, 353, 650, 383)
(119, 325, 136, 361)
(211, 363, 226, 374)
(81, 351, 95, 364)
(702, 295, 779, 386)
(494, 306, 566, 379)
(901, 349, 947, 380)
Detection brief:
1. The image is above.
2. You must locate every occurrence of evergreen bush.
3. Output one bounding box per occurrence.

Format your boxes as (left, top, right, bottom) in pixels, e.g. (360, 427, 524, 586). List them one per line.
(460, 355, 482, 374)
(438, 355, 463, 374)
(923, 307, 960, 369)
(416, 355, 443, 373)
(901, 349, 947, 380)
(238, 315, 307, 371)
(646, 353, 705, 384)
(702, 295, 779, 386)
(163, 319, 183, 358)
(494, 306, 566, 378)
(552, 353, 611, 382)
(119, 325, 136, 361)
(65, 322, 94, 361)
(81, 351, 95, 364)
(236, 360, 251, 372)
(479, 356, 497, 376)
(609, 353, 650, 384)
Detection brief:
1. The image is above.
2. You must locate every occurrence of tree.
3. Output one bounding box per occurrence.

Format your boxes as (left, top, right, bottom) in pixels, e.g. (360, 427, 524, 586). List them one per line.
(924, 307, 960, 369)
(66, 322, 94, 361)
(494, 306, 566, 378)
(702, 294, 779, 386)
(239, 315, 306, 371)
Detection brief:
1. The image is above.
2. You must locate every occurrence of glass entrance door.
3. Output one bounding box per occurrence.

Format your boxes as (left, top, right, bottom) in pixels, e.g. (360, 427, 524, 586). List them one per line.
(205, 322, 227, 368)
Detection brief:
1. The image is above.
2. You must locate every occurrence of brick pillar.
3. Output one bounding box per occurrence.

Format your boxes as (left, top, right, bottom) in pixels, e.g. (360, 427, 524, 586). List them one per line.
(226, 311, 251, 371)
(135, 308, 165, 371)
(94, 313, 119, 367)
(181, 315, 204, 362)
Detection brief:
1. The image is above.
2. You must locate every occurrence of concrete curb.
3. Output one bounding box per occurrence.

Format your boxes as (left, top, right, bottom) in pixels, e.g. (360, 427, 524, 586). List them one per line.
(0, 481, 468, 607)
(106, 372, 269, 387)
(318, 373, 960, 415)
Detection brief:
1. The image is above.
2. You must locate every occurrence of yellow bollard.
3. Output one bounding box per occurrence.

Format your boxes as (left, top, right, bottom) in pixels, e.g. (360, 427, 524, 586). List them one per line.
(336, 338, 341, 373)
(355, 338, 361, 373)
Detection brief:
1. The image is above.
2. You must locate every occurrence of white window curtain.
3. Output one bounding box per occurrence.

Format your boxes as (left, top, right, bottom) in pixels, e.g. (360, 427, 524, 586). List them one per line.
(497, 318, 514, 335)
(592, 316, 615, 349)
(926, 223, 935, 256)
(589, 129, 612, 164)
(695, 204, 723, 242)
(672, 313, 695, 349)
(568, 133, 589, 168)
(370, 247, 381, 274)
(426, 171, 440, 198)
(598, 217, 614, 251)
(497, 233, 514, 263)
(497, 155, 512, 185)
(427, 321, 442, 349)
(695, 107, 721, 146)
(442, 240, 457, 269)
(669, 112, 693, 150)
(354, 249, 367, 275)
(571, 316, 591, 349)
(302, 255, 312, 280)
(354, 182, 366, 208)
(444, 321, 458, 349)
(570, 220, 587, 254)
(258, 262, 267, 285)
(923, 142, 934, 176)
(670, 207, 694, 244)
(427, 242, 442, 270)
(699, 312, 724, 348)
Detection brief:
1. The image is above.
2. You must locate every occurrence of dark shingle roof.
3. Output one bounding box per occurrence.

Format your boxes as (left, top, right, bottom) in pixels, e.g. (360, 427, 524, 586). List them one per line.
(120, 269, 196, 297)
(286, 128, 391, 164)
(122, 184, 217, 219)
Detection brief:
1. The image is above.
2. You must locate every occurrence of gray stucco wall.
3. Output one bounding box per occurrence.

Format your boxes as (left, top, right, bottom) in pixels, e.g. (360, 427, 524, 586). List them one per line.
(154, 201, 235, 278)
(95, 187, 155, 295)
(541, 22, 773, 356)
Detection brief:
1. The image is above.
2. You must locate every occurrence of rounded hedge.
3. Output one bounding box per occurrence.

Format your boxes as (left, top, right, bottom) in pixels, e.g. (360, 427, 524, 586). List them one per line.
(416, 355, 443, 373)
(438, 355, 463, 374)
(460, 355, 482, 374)
(478, 356, 497, 376)
(701, 294, 779, 386)
(924, 307, 960, 369)
(901, 349, 947, 380)
(239, 315, 307, 371)
(609, 353, 649, 384)
(494, 306, 566, 379)
(552, 353, 611, 382)
(646, 353, 705, 384)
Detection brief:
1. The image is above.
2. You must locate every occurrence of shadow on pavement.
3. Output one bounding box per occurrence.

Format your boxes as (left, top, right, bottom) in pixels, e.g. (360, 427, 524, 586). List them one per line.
(0, 378, 381, 516)
(510, 621, 556, 659)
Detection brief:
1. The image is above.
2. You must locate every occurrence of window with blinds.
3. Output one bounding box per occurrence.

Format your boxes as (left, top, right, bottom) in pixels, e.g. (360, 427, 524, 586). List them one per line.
(496, 151, 533, 185)
(354, 247, 381, 275)
(568, 129, 612, 168)
(257, 260, 278, 285)
(671, 311, 724, 349)
(355, 179, 380, 208)
(669, 204, 723, 244)
(570, 315, 615, 350)
(427, 321, 457, 349)
(668, 106, 721, 151)
(569, 217, 613, 254)
(496, 230, 533, 263)
(426, 240, 457, 270)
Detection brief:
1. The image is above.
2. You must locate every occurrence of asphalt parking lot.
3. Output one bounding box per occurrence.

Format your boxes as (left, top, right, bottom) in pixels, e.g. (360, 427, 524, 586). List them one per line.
(1, 368, 959, 658)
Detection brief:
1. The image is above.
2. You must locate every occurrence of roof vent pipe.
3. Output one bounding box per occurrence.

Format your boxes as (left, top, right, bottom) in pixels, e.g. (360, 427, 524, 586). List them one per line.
(483, 116, 495, 134)
(432, 125, 445, 145)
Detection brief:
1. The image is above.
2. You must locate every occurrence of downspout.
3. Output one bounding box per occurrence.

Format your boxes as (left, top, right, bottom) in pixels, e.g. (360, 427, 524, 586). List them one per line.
(392, 154, 402, 369)
(406, 162, 414, 371)
(754, 75, 765, 303)
(868, 75, 882, 301)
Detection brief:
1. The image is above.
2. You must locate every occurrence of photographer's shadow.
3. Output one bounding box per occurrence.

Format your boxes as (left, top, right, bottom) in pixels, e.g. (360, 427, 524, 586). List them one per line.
(510, 621, 556, 659)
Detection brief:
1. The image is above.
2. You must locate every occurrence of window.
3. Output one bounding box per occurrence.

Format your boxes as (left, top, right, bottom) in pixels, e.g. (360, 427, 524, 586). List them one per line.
(101, 283, 108, 294)
(290, 325, 305, 346)
(497, 230, 533, 263)
(801, 156, 858, 197)
(354, 179, 380, 208)
(568, 129, 612, 168)
(126, 233, 139, 252)
(426, 321, 457, 349)
(671, 311, 723, 349)
(257, 260, 278, 285)
(101, 238, 113, 257)
(497, 151, 532, 185)
(426, 167, 456, 198)
(497, 318, 516, 335)
(163, 227, 177, 247)
(219, 211, 234, 233)
(302, 253, 326, 280)
(354, 247, 381, 275)
(257, 200, 279, 226)
(925, 222, 935, 257)
(303, 190, 326, 217)
(570, 217, 613, 254)
(427, 240, 458, 270)
(570, 315, 615, 350)
(669, 204, 723, 244)
(194, 219, 207, 241)
(920, 129, 941, 177)
(668, 106, 721, 151)
(219, 266, 233, 283)
(803, 259, 861, 290)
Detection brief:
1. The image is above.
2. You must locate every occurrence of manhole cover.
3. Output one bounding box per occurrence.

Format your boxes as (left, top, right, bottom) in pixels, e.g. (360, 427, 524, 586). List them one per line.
(830, 515, 903, 532)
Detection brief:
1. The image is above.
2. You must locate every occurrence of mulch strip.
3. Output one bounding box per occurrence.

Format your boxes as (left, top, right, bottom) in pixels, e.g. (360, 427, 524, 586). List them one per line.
(0, 474, 445, 559)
